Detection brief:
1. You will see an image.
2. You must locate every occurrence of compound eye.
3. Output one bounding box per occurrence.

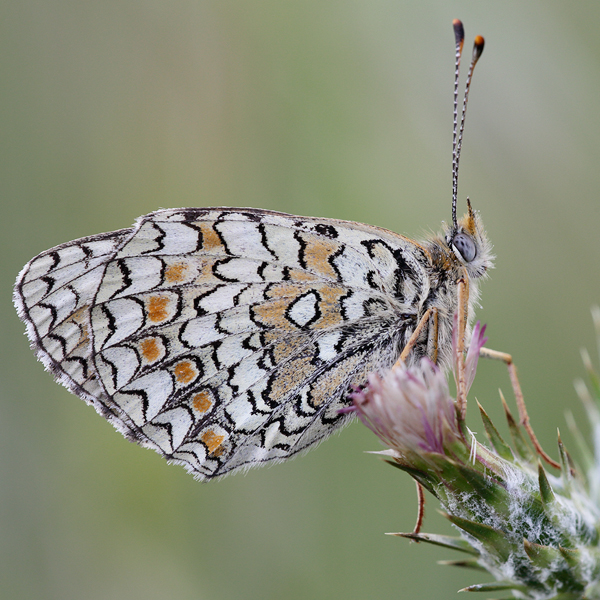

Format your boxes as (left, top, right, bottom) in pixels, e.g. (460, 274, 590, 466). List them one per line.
(452, 233, 477, 262)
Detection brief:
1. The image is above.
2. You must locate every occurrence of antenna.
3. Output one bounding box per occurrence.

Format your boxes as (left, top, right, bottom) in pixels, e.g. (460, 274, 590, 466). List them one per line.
(451, 20, 484, 229)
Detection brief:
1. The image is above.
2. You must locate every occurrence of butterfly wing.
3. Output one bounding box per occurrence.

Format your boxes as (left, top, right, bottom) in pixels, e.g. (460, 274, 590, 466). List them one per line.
(14, 227, 134, 420)
(14, 207, 432, 479)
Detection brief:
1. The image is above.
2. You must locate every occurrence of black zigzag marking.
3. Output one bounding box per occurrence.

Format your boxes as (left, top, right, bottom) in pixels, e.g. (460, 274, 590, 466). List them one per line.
(139, 222, 167, 255)
(257, 222, 278, 260)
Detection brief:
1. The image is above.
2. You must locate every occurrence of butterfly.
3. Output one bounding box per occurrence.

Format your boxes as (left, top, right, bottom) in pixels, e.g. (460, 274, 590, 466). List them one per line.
(13, 21, 492, 480)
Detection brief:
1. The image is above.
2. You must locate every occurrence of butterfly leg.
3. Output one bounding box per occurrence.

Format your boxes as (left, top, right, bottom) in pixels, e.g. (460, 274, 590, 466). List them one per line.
(393, 307, 437, 368)
(455, 275, 469, 419)
(412, 481, 425, 535)
(427, 307, 439, 365)
(479, 347, 559, 469)
(396, 309, 438, 534)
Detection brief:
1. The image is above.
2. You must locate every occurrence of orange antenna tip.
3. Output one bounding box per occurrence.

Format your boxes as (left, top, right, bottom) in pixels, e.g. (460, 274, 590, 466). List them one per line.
(473, 36, 485, 62)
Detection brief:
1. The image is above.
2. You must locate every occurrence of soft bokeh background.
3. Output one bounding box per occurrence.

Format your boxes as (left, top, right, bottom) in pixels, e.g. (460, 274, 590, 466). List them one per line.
(2, 2, 600, 599)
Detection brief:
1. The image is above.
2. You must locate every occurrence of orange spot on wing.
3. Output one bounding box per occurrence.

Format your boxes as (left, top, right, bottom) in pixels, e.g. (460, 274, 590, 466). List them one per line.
(173, 360, 197, 384)
(165, 263, 187, 282)
(285, 268, 319, 283)
(267, 283, 304, 300)
(140, 338, 161, 362)
(299, 233, 340, 280)
(251, 283, 307, 329)
(147, 296, 170, 322)
(198, 222, 226, 253)
(201, 429, 225, 454)
(193, 257, 222, 285)
(192, 390, 212, 413)
(314, 286, 346, 328)
(252, 298, 295, 329)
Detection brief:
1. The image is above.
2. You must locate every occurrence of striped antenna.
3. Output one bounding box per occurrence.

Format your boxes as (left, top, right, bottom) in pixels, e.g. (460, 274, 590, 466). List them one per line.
(451, 20, 484, 229)
(451, 19, 465, 229)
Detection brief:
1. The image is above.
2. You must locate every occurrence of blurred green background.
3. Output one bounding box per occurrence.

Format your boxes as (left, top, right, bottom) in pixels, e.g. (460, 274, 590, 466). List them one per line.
(2, 1, 600, 599)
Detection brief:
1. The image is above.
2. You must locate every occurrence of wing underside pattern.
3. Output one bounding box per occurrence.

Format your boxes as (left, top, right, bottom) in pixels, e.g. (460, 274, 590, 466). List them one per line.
(15, 208, 430, 479)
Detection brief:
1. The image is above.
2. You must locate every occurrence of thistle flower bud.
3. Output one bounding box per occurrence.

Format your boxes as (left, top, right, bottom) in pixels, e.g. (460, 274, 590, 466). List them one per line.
(352, 361, 461, 460)
(354, 318, 600, 599)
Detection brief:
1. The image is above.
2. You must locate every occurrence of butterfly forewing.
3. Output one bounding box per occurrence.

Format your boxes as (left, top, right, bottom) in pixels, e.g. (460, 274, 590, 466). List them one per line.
(15, 207, 432, 479)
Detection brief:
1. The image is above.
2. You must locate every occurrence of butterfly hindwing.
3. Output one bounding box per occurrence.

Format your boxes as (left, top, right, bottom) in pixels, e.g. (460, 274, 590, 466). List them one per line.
(15, 207, 431, 479)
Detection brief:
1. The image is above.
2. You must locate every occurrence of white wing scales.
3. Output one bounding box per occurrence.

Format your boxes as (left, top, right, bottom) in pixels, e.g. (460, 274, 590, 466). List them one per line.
(14, 208, 431, 479)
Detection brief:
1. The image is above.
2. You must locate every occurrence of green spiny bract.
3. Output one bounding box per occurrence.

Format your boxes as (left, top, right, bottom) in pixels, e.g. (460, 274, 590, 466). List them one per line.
(352, 317, 600, 599)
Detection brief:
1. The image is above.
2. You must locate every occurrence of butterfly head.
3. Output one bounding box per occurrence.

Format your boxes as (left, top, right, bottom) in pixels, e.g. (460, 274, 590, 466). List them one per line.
(445, 24, 491, 280)
(445, 198, 494, 279)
